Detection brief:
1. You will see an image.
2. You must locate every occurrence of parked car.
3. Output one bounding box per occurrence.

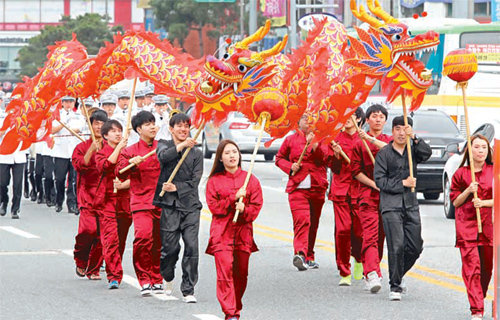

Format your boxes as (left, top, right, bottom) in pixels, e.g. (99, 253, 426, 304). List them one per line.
(201, 112, 288, 161)
(442, 120, 500, 219)
(380, 109, 465, 200)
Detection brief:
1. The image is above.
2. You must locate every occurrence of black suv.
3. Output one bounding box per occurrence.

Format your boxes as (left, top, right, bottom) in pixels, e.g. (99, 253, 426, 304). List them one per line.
(380, 109, 465, 200)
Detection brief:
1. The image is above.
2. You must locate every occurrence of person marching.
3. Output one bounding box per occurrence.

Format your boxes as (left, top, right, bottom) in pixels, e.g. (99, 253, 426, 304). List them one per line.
(275, 113, 329, 271)
(374, 116, 432, 301)
(134, 89, 151, 113)
(72, 110, 108, 280)
(328, 108, 365, 286)
(100, 93, 118, 119)
(51, 96, 83, 214)
(152, 94, 172, 141)
(205, 140, 263, 320)
(116, 111, 163, 296)
(94, 120, 132, 289)
(153, 112, 203, 303)
(450, 134, 494, 320)
(351, 104, 392, 293)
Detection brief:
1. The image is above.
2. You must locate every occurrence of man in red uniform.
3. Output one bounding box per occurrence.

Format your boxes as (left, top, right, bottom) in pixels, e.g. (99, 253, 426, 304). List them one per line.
(328, 108, 365, 286)
(72, 110, 108, 279)
(275, 114, 329, 271)
(351, 104, 392, 293)
(94, 120, 132, 289)
(116, 111, 163, 296)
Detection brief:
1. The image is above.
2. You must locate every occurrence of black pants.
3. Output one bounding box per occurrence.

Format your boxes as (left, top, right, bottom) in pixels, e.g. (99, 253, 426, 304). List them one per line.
(160, 208, 200, 296)
(24, 156, 35, 197)
(54, 157, 77, 208)
(42, 155, 55, 203)
(382, 207, 423, 292)
(35, 154, 44, 198)
(0, 163, 25, 212)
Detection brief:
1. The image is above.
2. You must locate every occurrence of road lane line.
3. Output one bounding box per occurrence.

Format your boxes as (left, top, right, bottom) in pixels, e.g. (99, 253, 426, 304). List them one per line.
(0, 250, 58, 255)
(121, 275, 178, 301)
(262, 186, 285, 193)
(0, 226, 40, 239)
(193, 314, 224, 320)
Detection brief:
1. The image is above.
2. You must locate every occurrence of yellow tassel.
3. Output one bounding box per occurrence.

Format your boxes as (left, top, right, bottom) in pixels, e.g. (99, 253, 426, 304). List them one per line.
(442, 63, 478, 76)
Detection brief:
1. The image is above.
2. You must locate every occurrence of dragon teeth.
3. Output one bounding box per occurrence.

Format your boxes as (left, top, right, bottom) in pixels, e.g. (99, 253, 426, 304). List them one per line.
(233, 83, 238, 92)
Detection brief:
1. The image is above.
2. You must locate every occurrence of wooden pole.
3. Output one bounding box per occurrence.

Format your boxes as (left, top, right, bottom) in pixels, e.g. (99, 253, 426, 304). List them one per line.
(82, 104, 96, 143)
(125, 78, 138, 138)
(118, 149, 156, 174)
(233, 114, 269, 223)
(113, 177, 119, 194)
(401, 94, 415, 193)
(460, 82, 482, 233)
(351, 115, 375, 164)
(56, 119, 85, 143)
(291, 140, 311, 177)
(331, 140, 351, 165)
(159, 119, 206, 197)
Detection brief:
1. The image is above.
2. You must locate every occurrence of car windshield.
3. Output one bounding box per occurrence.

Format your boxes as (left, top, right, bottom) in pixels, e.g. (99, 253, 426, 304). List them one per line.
(383, 112, 460, 136)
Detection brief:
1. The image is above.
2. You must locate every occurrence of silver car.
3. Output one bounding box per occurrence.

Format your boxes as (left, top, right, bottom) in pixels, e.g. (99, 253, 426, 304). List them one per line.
(442, 120, 500, 219)
(201, 112, 287, 161)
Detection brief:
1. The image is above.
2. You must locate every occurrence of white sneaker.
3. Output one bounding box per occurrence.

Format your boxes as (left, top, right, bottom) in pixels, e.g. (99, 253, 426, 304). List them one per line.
(183, 295, 197, 303)
(389, 291, 401, 301)
(165, 281, 173, 296)
(140, 284, 152, 297)
(367, 271, 381, 293)
(471, 314, 483, 320)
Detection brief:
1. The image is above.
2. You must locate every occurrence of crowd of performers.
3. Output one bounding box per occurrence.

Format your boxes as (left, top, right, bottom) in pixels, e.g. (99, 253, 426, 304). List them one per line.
(0, 92, 495, 319)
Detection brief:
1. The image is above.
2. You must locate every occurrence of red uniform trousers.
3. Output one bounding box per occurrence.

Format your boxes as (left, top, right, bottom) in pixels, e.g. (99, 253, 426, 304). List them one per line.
(132, 209, 162, 286)
(73, 208, 103, 277)
(288, 189, 325, 261)
(358, 201, 385, 277)
(459, 246, 493, 316)
(214, 250, 250, 320)
(99, 210, 132, 283)
(332, 196, 363, 277)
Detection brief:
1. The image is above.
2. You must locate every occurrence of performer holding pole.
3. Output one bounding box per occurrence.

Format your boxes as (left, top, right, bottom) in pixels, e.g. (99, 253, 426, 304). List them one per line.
(400, 94, 415, 192)
(205, 140, 263, 320)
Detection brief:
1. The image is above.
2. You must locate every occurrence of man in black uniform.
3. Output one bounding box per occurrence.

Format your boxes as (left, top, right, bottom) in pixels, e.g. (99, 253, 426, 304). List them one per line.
(374, 116, 432, 301)
(153, 113, 203, 304)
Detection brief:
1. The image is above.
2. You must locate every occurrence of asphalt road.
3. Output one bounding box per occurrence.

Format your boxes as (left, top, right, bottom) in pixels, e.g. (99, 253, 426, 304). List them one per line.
(0, 155, 489, 320)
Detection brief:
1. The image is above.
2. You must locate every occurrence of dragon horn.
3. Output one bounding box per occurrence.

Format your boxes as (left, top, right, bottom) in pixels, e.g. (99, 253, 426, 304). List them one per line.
(367, 0, 399, 24)
(252, 35, 288, 61)
(350, 0, 384, 29)
(235, 20, 271, 50)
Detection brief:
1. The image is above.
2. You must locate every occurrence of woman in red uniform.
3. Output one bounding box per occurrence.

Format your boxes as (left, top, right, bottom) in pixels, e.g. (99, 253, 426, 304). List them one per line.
(94, 120, 132, 289)
(450, 134, 494, 320)
(205, 140, 263, 320)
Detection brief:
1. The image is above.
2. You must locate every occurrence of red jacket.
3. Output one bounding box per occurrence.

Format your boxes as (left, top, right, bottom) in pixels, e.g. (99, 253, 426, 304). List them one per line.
(94, 142, 130, 213)
(351, 133, 392, 205)
(450, 164, 493, 247)
(72, 139, 100, 210)
(327, 131, 361, 201)
(205, 168, 263, 255)
(275, 131, 329, 194)
(116, 139, 160, 213)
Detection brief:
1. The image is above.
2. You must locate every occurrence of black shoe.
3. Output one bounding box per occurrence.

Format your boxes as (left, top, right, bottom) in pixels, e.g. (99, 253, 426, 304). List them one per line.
(23, 190, 29, 199)
(30, 190, 37, 202)
(55, 205, 63, 213)
(0, 203, 6, 216)
(46, 200, 55, 207)
(37, 194, 45, 204)
(11, 211, 19, 219)
(68, 206, 78, 215)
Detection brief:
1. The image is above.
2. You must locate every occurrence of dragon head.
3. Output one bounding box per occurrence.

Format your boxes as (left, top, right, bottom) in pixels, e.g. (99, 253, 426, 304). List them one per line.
(349, 0, 440, 108)
(194, 20, 287, 123)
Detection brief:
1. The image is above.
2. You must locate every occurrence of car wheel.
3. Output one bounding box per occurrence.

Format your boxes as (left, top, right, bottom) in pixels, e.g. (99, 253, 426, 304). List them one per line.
(423, 193, 440, 200)
(443, 176, 455, 219)
(202, 136, 212, 159)
(264, 154, 274, 161)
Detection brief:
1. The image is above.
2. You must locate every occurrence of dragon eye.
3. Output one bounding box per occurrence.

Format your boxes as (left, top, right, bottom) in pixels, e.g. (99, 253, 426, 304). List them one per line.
(238, 64, 248, 73)
(223, 53, 230, 60)
(392, 34, 402, 42)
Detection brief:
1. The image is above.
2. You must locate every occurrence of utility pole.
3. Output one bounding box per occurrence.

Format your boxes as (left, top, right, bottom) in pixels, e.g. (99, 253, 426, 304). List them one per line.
(249, 0, 257, 36)
(240, 0, 245, 37)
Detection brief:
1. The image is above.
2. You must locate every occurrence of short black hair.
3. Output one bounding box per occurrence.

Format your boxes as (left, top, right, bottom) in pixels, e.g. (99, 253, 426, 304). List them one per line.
(132, 111, 156, 132)
(392, 115, 413, 128)
(90, 109, 108, 125)
(366, 104, 388, 120)
(101, 120, 123, 138)
(169, 112, 191, 128)
(354, 107, 366, 127)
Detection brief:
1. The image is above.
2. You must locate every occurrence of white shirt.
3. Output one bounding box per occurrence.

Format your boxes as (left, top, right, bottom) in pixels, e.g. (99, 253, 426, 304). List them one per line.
(153, 111, 171, 141)
(52, 109, 84, 159)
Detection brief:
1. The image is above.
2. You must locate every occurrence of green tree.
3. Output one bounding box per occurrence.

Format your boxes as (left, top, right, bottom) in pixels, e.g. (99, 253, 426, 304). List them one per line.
(149, 0, 242, 56)
(17, 13, 122, 78)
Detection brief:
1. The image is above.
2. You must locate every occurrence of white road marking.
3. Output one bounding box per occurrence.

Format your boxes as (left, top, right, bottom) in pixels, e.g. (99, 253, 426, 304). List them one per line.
(262, 186, 284, 193)
(0, 226, 40, 239)
(193, 315, 224, 320)
(0, 250, 58, 256)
